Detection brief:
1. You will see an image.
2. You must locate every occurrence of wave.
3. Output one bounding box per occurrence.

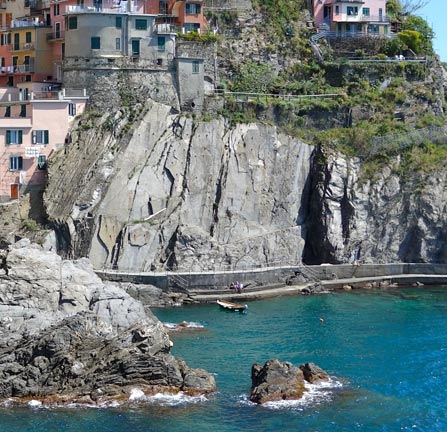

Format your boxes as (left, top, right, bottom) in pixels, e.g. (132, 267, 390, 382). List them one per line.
(128, 388, 209, 406)
(164, 321, 205, 331)
(239, 377, 344, 411)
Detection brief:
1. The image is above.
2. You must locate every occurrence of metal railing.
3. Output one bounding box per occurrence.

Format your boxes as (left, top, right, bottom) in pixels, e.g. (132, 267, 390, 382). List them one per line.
(367, 126, 447, 158)
(11, 42, 35, 51)
(311, 30, 396, 41)
(46, 31, 65, 41)
(213, 89, 344, 102)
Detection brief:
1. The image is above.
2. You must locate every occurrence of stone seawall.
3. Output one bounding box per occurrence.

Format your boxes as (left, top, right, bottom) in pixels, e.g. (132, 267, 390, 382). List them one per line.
(96, 263, 447, 292)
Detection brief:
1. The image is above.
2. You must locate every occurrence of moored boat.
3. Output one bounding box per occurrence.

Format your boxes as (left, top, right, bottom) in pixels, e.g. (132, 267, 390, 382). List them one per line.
(217, 299, 247, 312)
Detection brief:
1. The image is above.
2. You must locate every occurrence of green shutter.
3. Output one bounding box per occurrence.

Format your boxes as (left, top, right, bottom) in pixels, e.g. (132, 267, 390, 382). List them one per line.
(18, 130, 22, 144)
(18, 156, 23, 170)
(44, 130, 49, 144)
(6, 130, 10, 144)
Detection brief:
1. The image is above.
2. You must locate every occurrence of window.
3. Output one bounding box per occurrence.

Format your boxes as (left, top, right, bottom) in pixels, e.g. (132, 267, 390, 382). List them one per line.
(159, 0, 168, 14)
(1, 33, 11, 46)
(4, 106, 10, 118)
(116, 16, 122, 28)
(19, 105, 26, 117)
(135, 19, 147, 30)
(13, 33, 19, 51)
(91, 36, 100, 49)
(37, 155, 46, 170)
(115, 37, 120, 50)
(157, 36, 165, 52)
(347, 6, 358, 16)
(32, 130, 49, 144)
(55, 22, 61, 39)
(25, 31, 31, 43)
(185, 3, 201, 14)
(0, 57, 4, 67)
(192, 60, 199, 74)
(6, 130, 23, 144)
(9, 156, 23, 171)
(67, 16, 77, 30)
(335, 5, 339, 15)
(54, 3, 59, 15)
(184, 23, 200, 32)
(68, 103, 76, 116)
(362, 8, 370, 16)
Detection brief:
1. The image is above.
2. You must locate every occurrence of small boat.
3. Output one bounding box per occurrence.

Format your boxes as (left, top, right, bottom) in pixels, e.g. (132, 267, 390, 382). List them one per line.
(217, 299, 247, 312)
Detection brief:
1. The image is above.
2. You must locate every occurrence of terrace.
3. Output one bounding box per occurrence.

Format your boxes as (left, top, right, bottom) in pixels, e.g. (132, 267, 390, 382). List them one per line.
(65, 0, 144, 14)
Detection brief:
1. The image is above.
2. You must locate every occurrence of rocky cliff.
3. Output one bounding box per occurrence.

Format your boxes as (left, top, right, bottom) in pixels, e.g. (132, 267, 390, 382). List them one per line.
(44, 97, 447, 268)
(0, 239, 215, 403)
(45, 100, 313, 271)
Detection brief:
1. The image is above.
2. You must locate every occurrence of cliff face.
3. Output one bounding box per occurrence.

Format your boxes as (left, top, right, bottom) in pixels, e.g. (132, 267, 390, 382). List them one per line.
(303, 148, 447, 264)
(45, 100, 313, 271)
(45, 96, 447, 267)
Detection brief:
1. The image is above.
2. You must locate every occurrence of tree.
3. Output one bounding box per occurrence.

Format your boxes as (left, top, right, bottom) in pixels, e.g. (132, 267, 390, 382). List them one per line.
(401, 15, 434, 53)
(398, 29, 423, 53)
(386, 0, 431, 15)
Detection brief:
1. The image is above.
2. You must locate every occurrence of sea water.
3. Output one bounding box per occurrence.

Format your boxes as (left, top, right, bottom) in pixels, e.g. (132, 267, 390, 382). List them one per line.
(1, 286, 447, 432)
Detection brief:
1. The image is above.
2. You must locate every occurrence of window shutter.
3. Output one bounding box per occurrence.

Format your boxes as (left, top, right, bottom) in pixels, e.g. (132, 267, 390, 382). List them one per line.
(18, 130, 22, 144)
(32, 130, 36, 144)
(44, 130, 49, 144)
(18, 156, 23, 170)
(6, 130, 10, 144)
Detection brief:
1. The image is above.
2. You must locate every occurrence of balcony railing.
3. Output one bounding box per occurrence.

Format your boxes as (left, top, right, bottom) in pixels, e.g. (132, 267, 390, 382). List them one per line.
(46, 31, 65, 41)
(11, 19, 48, 28)
(0, 2, 6, 9)
(65, 1, 142, 14)
(333, 13, 390, 23)
(11, 42, 35, 51)
(154, 23, 181, 34)
(0, 64, 35, 73)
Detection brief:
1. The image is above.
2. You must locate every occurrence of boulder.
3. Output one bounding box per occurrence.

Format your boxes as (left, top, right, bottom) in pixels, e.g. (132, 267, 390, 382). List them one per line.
(249, 359, 329, 404)
(299, 362, 329, 383)
(0, 242, 216, 403)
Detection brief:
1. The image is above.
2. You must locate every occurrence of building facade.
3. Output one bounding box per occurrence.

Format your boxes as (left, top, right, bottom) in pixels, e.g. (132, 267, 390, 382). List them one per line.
(313, 0, 390, 36)
(0, 85, 87, 201)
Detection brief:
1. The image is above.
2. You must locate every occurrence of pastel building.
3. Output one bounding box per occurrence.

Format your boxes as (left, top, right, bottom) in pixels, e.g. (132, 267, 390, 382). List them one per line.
(61, 0, 180, 67)
(0, 84, 88, 201)
(313, 0, 390, 36)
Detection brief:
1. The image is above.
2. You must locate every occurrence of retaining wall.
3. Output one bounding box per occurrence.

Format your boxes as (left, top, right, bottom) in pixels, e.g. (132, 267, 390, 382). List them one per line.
(96, 263, 447, 291)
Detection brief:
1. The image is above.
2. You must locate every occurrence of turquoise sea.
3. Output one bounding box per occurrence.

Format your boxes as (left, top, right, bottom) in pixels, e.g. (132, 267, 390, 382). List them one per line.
(2, 286, 447, 431)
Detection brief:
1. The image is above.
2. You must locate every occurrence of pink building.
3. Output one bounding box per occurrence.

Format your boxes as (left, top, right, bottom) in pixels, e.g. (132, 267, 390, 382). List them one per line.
(313, 0, 390, 36)
(0, 84, 88, 201)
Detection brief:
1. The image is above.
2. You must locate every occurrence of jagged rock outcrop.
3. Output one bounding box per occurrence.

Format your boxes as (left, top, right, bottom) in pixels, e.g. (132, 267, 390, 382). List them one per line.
(303, 147, 447, 264)
(45, 100, 313, 271)
(249, 359, 329, 404)
(0, 239, 215, 403)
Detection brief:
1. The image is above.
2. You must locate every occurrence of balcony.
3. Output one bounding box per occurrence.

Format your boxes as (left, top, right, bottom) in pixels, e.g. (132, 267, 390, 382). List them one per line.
(11, 42, 35, 52)
(0, 1, 6, 9)
(11, 19, 49, 29)
(332, 13, 390, 23)
(65, 0, 143, 14)
(154, 23, 181, 34)
(1, 64, 35, 74)
(47, 31, 65, 41)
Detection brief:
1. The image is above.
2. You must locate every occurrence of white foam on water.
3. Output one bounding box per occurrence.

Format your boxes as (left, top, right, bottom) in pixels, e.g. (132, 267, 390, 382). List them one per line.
(240, 377, 344, 411)
(129, 388, 146, 401)
(28, 400, 43, 408)
(164, 321, 205, 331)
(146, 392, 208, 406)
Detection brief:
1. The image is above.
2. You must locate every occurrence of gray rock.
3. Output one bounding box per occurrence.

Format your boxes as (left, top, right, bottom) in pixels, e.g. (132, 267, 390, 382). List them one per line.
(0, 242, 215, 403)
(250, 359, 330, 404)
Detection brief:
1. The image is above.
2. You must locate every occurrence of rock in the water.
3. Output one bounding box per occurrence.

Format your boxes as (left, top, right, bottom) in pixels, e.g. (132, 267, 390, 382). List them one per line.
(299, 362, 329, 383)
(249, 359, 329, 404)
(0, 241, 215, 403)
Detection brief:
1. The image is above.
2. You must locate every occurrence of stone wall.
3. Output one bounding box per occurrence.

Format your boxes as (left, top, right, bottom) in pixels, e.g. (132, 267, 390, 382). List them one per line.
(97, 263, 447, 291)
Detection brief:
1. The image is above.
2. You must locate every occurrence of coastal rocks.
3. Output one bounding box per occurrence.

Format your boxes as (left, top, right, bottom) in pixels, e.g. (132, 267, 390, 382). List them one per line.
(249, 359, 329, 404)
(0, 240, 215, 403)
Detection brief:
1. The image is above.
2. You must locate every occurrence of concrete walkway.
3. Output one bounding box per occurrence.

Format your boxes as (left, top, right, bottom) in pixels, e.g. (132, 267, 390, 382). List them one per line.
(189, 273, 447, 303)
